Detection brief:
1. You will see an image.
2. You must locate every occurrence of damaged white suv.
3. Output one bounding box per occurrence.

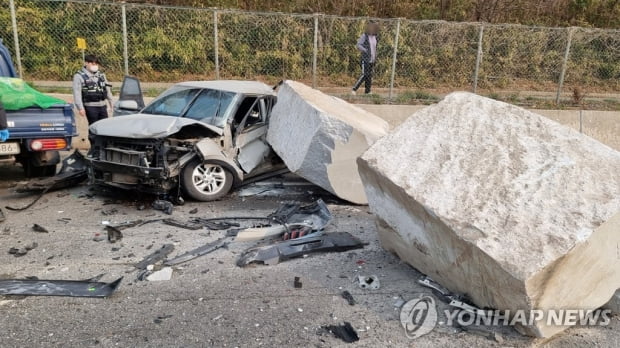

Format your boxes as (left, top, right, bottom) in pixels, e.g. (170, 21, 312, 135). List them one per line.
(87, 79, 285, 201)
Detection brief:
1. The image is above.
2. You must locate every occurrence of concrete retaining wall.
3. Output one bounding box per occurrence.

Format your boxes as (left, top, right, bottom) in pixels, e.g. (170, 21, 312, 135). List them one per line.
(359, 104, 620, 151)
(61, 92, 618, 153)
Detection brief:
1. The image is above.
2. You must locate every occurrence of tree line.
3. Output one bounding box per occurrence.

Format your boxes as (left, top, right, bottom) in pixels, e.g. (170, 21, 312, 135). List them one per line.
(126, 0, 620, 28)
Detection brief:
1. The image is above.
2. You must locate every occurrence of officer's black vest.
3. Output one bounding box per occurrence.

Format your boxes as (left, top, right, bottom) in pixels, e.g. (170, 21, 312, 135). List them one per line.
(79, 71, 107, 103)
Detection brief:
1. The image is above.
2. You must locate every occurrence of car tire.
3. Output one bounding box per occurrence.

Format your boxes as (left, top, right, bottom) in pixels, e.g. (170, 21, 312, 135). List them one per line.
(181, 159, 233, 201)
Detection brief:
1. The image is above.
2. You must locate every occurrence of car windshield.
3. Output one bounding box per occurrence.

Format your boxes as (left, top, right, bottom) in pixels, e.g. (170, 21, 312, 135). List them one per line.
(142, 86, 199, 116)
(142, 86, 237, 128)
(184, 89, 236, 128)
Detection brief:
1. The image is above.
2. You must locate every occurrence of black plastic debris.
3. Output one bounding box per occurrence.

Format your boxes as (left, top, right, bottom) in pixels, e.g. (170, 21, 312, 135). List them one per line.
(189, 218, 242, 230)
(236, 232, 365, 267)
(109, 220, 145, 230)
(8, 242, 37, 257)
(162, 218, 203, 230)
(57, 217, 71, 224)
(294, 276, 302, 289)
(322, 322, 359, 343)
(269, 199, 332, 230)
(32, 224, 48, 233)
(135, 244, 175, 269)
(7, 150, 88, 211)
(101, 208, 118, 216)
(153, 314, 173, 324)
(0, 276, 122, 298)
(341, 291, 355, 305)
(164, 238, 228, 266)
(152, 200, 174, 215)
(188, 208, 198, 214)
(106, 225, 123, 243)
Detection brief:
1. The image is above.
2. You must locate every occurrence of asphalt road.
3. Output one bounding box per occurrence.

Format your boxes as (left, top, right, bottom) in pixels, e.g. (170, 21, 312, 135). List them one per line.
(1, 157, 619, 348)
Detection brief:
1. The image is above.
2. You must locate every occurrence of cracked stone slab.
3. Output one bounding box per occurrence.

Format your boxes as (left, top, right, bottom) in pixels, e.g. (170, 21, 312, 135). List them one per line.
(358, 91, 620, 338)
(267, 80, 389, 204)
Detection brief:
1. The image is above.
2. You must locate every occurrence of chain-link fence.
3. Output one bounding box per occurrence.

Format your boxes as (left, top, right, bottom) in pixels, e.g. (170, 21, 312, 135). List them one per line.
(2, 0, 619, 104)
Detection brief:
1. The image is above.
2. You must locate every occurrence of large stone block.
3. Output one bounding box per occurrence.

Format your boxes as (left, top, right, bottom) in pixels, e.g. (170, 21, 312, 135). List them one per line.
(267, 81, 389, 204)
(358, 92, 620, 337)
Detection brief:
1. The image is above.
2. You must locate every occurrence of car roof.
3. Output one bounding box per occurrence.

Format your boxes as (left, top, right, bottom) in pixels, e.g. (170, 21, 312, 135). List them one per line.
(175, 80, 276, 96)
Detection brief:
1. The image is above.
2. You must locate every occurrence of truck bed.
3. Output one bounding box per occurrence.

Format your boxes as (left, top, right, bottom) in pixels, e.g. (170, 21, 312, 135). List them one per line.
(7, 104, 77, 139)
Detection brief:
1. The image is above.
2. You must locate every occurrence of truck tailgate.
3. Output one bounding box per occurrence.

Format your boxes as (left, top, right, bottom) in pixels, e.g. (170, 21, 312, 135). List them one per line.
(7, 104, 77, 139)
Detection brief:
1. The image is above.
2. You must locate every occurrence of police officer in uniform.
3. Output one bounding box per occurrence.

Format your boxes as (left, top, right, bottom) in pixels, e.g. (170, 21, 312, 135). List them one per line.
(72, 54, 113, 142)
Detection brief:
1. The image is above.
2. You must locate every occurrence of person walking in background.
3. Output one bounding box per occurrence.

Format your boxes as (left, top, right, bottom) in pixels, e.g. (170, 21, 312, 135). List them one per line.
(72, 54, 113, 143)
(0, 101, 9, 142)
(352, 21, 379, 95)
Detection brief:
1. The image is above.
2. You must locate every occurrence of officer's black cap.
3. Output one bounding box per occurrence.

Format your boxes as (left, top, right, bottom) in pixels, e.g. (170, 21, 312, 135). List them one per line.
(84, 54, 100, 64)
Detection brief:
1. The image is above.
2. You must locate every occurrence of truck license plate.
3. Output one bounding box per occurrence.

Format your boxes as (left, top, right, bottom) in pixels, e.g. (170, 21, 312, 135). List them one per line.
(0, 142, 20, 155)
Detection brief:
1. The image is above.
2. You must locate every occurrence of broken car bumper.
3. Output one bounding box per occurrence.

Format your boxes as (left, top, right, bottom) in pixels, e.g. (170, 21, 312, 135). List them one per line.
(88, 159, 173, 192)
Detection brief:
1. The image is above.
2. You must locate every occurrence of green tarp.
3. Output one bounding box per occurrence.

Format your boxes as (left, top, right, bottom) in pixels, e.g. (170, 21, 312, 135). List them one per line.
(0, 77, 66, 110)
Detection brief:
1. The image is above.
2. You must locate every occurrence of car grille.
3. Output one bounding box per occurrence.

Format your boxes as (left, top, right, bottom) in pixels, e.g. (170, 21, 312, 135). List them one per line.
(97, 137, 161, 168)
(104, 147, 148, 167)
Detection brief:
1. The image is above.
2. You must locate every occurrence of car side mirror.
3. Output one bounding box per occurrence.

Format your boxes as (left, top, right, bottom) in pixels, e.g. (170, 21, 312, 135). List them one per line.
(117, 100, 139, 111)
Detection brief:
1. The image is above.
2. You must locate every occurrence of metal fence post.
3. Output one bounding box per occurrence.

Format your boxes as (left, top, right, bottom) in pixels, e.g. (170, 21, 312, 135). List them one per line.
(556, 27, 574, 104)
(9, 0, 23, 77)
(121, 3, 129, 76)
(213, 10, 220, 79)
(473, 25, 484, 93)
(312, 13, 319, 88)
(388, 18, 401, 101)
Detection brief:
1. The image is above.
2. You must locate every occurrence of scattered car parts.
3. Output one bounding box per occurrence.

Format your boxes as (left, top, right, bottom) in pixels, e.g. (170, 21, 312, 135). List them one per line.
(106, 225, 123, 243)
(152, 200, 174, 215)
(135, 244, 175, 270)
(32, 223, 48, 233)
(164, 238, 229, 266)
(293, 276, 302, 289)
(321, 322, 360, 343)
(0, 276, 122, 297)
(236, 232, 365, 267)
(234, 199, 332, 242)
(162, 218, 203, 230)
(234, 225, 287, 242)
(6, 150, 88, 211)
(357, 275, 380, 290)
(417, 275, 487, 316)
(341, 290, 356, 305)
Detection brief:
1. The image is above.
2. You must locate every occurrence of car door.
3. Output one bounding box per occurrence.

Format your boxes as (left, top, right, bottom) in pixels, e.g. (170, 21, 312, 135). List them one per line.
(234, 97, 272, 173)
(114, 76, 145, 116)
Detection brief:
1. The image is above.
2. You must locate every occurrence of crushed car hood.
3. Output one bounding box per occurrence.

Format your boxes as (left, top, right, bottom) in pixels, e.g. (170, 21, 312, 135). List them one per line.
(89, 114, 223, 138)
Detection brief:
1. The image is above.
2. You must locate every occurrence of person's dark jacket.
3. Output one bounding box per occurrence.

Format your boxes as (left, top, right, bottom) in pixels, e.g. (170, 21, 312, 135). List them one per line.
(0, 101, 7, 130)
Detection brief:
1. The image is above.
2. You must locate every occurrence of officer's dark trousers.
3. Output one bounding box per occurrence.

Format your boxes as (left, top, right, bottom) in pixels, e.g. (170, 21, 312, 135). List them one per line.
(352, 61, 374, 94)
(85, 105, 108, 145)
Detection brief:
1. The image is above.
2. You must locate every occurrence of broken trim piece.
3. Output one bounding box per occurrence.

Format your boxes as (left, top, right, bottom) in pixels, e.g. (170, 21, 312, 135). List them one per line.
(135, 244, 175, 270)
(0, 277, 122, 297)
(236, 232, 365, 267)
(164, 238, 229, 266)
(322, 322, 360, 343)
(234, 225, 287, 242)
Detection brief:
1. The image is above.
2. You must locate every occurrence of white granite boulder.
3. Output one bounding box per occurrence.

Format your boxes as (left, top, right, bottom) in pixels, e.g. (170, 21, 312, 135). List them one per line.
(358, 92, 620, 337)
(267, 80, 389, 204)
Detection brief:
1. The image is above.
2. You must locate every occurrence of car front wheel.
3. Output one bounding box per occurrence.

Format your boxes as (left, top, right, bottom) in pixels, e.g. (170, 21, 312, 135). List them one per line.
(181, 159, 233, 201)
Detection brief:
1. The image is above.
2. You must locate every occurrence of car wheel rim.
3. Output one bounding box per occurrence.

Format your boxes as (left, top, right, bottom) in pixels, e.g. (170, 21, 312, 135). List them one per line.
(192, 163, 226, 195)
